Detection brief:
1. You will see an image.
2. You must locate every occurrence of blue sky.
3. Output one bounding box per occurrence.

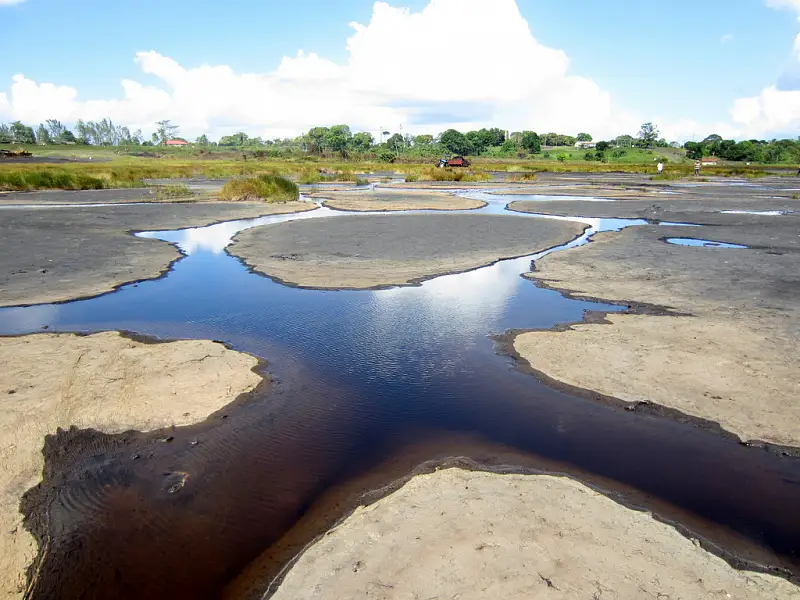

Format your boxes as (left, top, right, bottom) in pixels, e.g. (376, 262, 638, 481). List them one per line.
(1, 0, 798, 140)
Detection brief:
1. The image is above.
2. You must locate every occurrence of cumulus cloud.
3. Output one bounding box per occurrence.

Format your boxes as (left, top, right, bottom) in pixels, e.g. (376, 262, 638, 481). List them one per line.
(720, 33, 734, 43)
(0, 0, 641, 140)
(0, 0, 27, 5)
(766, 0, 800, 20)
(729, 28, 800, 137)
(0, 0, 795, 140)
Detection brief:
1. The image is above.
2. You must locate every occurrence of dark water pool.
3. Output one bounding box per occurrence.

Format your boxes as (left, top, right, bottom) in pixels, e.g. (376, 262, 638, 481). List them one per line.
(3, 197, 799, 599)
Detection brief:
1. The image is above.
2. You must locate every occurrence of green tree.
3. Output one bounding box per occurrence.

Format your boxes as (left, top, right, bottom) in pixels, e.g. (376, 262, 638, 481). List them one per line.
(10, 121, 36, 144)
(44, 119, 67, 142)
(386, 133, 404, 152)
(325, 125, 352, 154)
(0, 124, 11, 143)
(439, 129, 473, 155)
(155, 119, 179, 144)
(35, 124, 52, 144)
(520, 131, 541, 153)
(576, 132, 593, 142)
(306, 127, 330, 154)
(350, 131, 374, 152)
(219, 132, 249, 146)
(414, 134, 434, 146)
(595, 141, 611, 152)
(683, 141, 705, 160)
(196, 134, 209, 145)
(637, 122, 659, 148)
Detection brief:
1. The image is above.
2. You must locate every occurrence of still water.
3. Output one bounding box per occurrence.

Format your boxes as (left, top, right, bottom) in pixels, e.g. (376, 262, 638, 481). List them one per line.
(3, 196, 798, 599)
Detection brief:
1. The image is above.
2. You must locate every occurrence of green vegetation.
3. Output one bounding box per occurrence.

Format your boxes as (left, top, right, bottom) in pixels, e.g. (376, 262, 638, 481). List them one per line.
(0, 168, 111, 191)
(217, 174, 299, 202)
(407, 167, 492, 182)
(153, 184, 195, 201)
(684, 134, 800, 163)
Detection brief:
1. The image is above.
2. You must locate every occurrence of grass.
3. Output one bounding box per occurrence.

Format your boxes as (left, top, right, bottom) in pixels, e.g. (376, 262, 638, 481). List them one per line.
(507, 172, 537, 182)
(153, 184, 195, 201)
(405, 167, 492, 182)
(0, 169, 110, 191)
(0, 144, 789, 191)
(217, 174, 299, 202)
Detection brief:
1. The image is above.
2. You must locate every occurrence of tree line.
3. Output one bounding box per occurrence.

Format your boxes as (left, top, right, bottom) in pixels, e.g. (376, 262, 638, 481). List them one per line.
(2, 117, 798, 163)
(683, 134, 800, 164)
(0, 119, 180, 146)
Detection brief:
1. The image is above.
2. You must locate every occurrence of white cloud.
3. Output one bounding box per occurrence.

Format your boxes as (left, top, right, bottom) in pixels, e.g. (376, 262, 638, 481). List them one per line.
(728, 32, 800, 136)
(0, 0, 795, 141)
(0, 0, 639, 140)
(766, 0, 800, 20)
(720, 33, 734, 43)
(0, 0, 27, 5)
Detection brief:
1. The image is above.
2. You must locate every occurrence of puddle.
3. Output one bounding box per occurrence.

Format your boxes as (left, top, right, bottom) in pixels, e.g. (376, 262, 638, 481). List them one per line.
(720, 210, 786, 216)
(2, 195, 798, 598)
(482, 192, 615, 202)
(666, 237, 749, 249)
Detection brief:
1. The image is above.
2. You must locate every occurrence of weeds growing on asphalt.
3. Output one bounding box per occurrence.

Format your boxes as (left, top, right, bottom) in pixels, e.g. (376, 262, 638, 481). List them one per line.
(153, 184, 195, 201)
(217, 174, 299, 202)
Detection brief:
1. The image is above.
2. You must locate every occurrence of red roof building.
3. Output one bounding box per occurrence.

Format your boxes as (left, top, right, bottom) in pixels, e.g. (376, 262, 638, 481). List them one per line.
(165, 138, 189, 146)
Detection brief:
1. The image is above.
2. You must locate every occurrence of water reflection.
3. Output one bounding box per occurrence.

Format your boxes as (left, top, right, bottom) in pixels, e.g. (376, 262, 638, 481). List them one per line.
(665, 237, 749, 249)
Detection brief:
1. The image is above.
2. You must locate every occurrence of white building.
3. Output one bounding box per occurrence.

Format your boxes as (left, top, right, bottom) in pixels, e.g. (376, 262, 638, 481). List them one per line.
(574, 140, 596, 149)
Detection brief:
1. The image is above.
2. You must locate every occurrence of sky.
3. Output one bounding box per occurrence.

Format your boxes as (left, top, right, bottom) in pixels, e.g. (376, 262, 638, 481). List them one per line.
(1, 0, 799, 142)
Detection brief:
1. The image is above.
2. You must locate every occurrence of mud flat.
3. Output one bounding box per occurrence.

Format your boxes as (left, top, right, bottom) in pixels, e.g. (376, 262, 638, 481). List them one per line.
(312, 188, 485, 211)
(510, 198, 800, 448)
(0, 331, 263, 598)
(228, 214, 585, 289)
(271, 468, 799, 600)
(0, 201, 315, 306)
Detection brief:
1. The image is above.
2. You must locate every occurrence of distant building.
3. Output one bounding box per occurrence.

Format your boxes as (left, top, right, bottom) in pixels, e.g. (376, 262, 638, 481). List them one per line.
(701, 157, 719, 166)
(574, 140, 596, 149)
(165, 138, 189, 146)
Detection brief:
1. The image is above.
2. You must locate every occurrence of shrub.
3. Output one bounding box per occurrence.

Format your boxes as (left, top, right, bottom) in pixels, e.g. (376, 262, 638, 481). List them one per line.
(509, 172, 537, 182)
(556, 153, 567, 163)
(377, 151, 396, 163)
(218, 174, 299, 202)
(154, 184, 194, 200)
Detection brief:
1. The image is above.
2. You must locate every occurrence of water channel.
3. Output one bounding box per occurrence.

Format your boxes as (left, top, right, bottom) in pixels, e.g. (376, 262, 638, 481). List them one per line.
(2, 193, 798, 599)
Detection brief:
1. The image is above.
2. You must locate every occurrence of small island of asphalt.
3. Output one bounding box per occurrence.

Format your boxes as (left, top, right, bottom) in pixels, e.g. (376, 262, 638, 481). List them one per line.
(0, 200, 315, 306)
(227, 213, 585, 289)
(508, 188, 799, 448)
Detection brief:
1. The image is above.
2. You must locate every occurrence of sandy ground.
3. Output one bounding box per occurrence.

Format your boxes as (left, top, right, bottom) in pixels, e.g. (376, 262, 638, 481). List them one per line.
(272, 468, 799, 600)
(0, 331, 263, 598)
(511, 195, 800, 447)
(229, 214, 584, 289)
(0, 200, 315, 306)
(313, 189, 485, 211)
